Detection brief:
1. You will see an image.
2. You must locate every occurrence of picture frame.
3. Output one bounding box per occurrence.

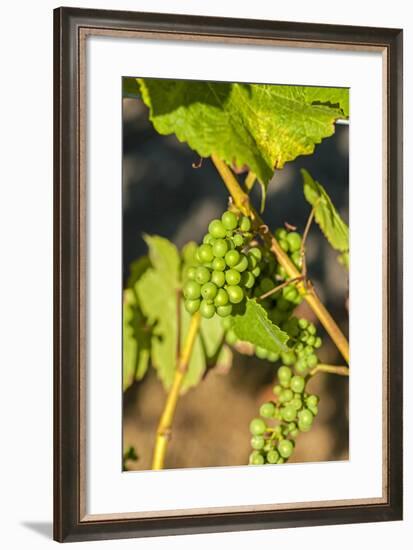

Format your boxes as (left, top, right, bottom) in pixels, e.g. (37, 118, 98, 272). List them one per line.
(53, 6, 403, 542)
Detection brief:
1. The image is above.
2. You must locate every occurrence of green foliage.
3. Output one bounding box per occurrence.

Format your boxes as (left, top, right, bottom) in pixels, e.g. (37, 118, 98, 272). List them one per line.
(138, 79, 348, 205)
(301, 169, 349, 267)
(123, 77, 140, 99)
(230, 298, 290, 354)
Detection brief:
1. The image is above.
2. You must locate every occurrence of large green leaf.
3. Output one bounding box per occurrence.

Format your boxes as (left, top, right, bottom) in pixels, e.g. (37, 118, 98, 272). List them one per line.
(301, 169, 349, 256)
(230, 298, 290, 354)
(139, 79, 349, 202)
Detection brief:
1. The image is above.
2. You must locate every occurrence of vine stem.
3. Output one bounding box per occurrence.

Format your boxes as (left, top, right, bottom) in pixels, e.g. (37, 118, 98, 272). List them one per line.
(310, 364, 350, 376)
(211, 154, 350, 364)
(151, 312, 201, 470)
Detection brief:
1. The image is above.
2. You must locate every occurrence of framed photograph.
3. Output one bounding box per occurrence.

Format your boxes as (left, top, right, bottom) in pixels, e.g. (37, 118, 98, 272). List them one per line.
(53, 6, 403, 542)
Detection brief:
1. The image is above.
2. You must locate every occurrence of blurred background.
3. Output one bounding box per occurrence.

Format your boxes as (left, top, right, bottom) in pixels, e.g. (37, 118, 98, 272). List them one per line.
(122, 90, 349, 471)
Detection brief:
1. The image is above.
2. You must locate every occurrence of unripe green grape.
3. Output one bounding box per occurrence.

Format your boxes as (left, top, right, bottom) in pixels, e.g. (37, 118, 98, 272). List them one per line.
(187, 266, 197, 280)
(252, 266, 261, 278)
(278, 366, 292, 382)
(251, 435, 265, 450)
(185, 299, 201, 314)
(291, 397, 302, 410)
(290, 375, 305, 393)
(233, 254, 249, 273)
(277, 297, 293, 312)
(203, 233, 214, 245)
(227, 285, 244, 304)
(212, 257, 226, 271)
(260, 402, 276, 418)
(247, 253, 257, 269)
(226, 329, 237, 345)
(212, 238, 228, 258)
(291, 251, 303, 269)
(239, 216, 251, 232)
(233, 233, 244, 247)
(184, 280, 201, 300)
(217, 304, 233, 317)
(241, 271, 255, 289)
(307, 323, 316, 335)
(306, 354, 318, 368)
(290, 428, 299, 438)
(200, 300, 215, 319)
(278, 439, 294, 458)
(195, 266, 211, 285)
(255, 346, 268, 360)
(225, 249, 240, 267)
(201, 282, 218, 301)
(279, 389, 294, 403)
(283, 285, 298, 302)
(267, 351, 280, 363)
(225, 268, 241, 286)
(304, 344, 314, 355)
(277, 457, 285, 464)
(211, 270, 226, 288)
(296, 350, 305, 360)
(214, 288, 229, 306)
(294, 357, 308, 375)
(249, 418, 267, 436)
(276, 264, 288, 279)
(280, 379, 290, 389)
(298, 318, 309, 329)
(286, 232, 302, 252)
(281, 351, 296, 366)
(275, 227, 288, 240)
(273, 384, 282, 396)
(249, 451, 265, 465)
(208, 219, 227, 239)
(266, 449, 280, 464)
(298, 408, 314, 427)
(249, 247, 262, 261)
(298, 421, 311, 432)
(280, 240, 289, 252)
(198, 244, 214, 263)
(221, 210, 238, 230)
(314, 336, 322, 349)
(306, 394, 319, 407)
(295, 342, 304, 352)
(281, 405, 297, 422)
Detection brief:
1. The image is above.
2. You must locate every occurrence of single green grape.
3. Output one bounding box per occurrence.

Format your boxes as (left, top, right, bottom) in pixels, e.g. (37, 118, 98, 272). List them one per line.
(276, 264, 288, 279)
(314, 336, 322, 349)
(291, 397, 303, 410)
(298, 318, 308, 329)
(291, 251, 303, 269)
(200, 300, 215, 319)
(195, 266, 211, 285)
(187, 266, 197, 280)
(203, 233, 214, 245)
(208, 219, 227, 239)
(280, 240, 289, 252)
(217, 304, 233, 317)
(201, 282, 218, 301)
(286, 232, 302, 252)
(233, 254, 249, 273)
(298, 408, 314, 427)
(221, 210, 238, 230)
(279, 389, 294, 403)
(212, 257, 226, 271)
(225, 249, 240, 267)
(259, 402, 275, 418)
(251, 266, 261, 278)
(273, 384, 282, 396)
(249, 418, 267, 436)
(307, 323, 316, 335)
(255, 346, 268, 360)
(308, 404, 319, 416)
(267, 351, 280, 363)
(241, 271, 255, 289)
(184, 299, 201, 314)
(266, 449, 280, 464)
(290, 375, 305, 393)
(294, 357, 308, 375)
(278, 439, 294, 458)
(233, 234, 244, 247)
(239, 216, 251, 232)
(278, 366, 292, 382)
(198, 243, 214, 263)
(283, 285, 298, 302)
(183, 280, 201, 300)
(275, 227, 288, 240)
(306, 354, 318, 368)
(281, 405, 297, 422)
(227, 285, 244, 304)
(251, 435, 265, 450)
(214, 288, 229, 306)
(306, 394, 319, 407)
(300, 330, 309, 342)
(249, 451, 265, 465)
(249, 247, 262, 261)
(260, 277, 274, 294)
(212, 238, 228, 258)
(225, 268, 241, 286)
(211, 270, 226, 288)
(281, 351, 296, 366)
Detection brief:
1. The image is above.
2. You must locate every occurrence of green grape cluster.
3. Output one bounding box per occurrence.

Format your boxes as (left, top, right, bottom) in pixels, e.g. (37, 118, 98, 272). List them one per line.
(183, 210, 264, 319)
(279, 317, 322, 376)
(248, 365, 320, 465)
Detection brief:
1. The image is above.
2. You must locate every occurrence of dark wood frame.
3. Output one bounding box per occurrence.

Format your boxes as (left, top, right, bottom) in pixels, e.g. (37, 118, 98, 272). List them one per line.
(54, 6, 403, 543)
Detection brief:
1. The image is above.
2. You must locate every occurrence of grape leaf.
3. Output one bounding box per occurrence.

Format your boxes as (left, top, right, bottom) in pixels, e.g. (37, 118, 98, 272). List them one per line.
(138, 79, 349, 203)
(301, 169, 349, 256)
(230, 298, 289, 353)
(122, 288, 151, 391)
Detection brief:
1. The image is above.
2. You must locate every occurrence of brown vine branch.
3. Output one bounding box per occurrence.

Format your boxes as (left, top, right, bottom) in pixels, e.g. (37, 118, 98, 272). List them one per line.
(310, 364, 350, 377)
(151, 312, 201, 470)
(211, 154, 349, 364)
